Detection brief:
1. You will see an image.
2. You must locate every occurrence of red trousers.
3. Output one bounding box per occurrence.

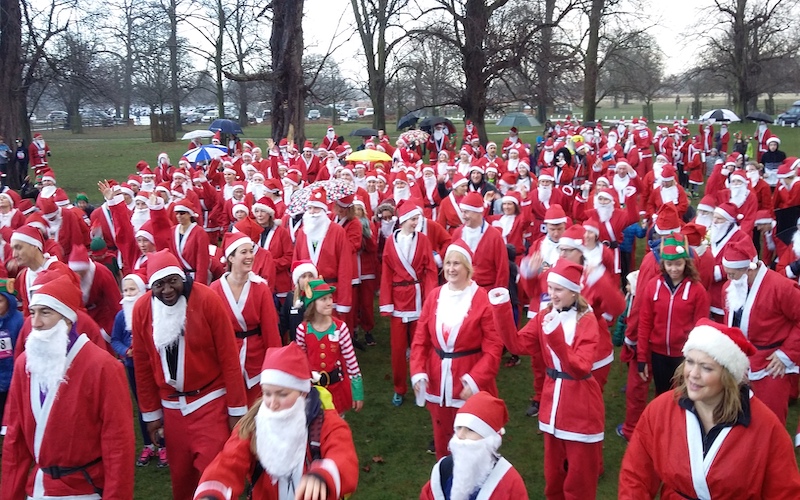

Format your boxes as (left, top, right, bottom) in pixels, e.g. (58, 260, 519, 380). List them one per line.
(621, 360, 651, 440)
(752, 374, 791, 425)
(427, 402, 458, 459)
(543, 433, 602, 500)
(162, 396, 231, 500)
(355, 278, 376, 332)
(390, 317, 415, 395)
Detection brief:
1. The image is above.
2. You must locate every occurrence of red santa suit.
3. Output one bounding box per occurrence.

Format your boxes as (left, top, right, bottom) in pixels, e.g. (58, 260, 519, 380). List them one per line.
(410, 283, 504, 458)
(420, 456, 529, 500)
(46, 206, 89, 261)
(521, 187, 573, 245)
(417, 217, 452, 268)
(14, 306, 114, 360)
(169, 222, 211, 285)
(574, 195, 640, 274)
(76, 259, 122, 335)
(436, 191, 466, 234)
(719, 124, 731, 153)
(293, 220, 354, 315)
(1, 333, 134, 500)
(452, 221, 509, 290)
(28, 136, 50, 167)
(708, 225, 749, 316)
(211, 273, 282, 406)
(619, 390, 800, 499)
(757, 124, 774, 162)
(487, 210, 530, 259)
(773, 176, 800, 209)
(132, 277, 248, 500)
(257, 223, 293, 299)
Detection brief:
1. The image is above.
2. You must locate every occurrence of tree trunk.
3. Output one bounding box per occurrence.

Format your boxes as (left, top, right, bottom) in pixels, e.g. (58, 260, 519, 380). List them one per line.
(582, 0, 604, 121)
(168, 0, 181, 135)
(462, 0, 491, 145)
(0, 0, 26, 143)
(732, 0, 747, 117)
(123, 10, 134, 123)
(238, 81, 248, 127)
(270, 0, 305, 146)
(215, 0, 225, 119)
(536, 0, 556, 124)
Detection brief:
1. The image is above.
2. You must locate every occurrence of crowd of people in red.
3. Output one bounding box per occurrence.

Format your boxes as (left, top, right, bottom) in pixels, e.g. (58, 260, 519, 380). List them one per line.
(2, 116, 800, 499)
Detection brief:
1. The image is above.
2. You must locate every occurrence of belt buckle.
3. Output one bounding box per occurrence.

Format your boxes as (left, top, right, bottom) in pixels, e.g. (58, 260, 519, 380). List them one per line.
(319, 371, 331, 387)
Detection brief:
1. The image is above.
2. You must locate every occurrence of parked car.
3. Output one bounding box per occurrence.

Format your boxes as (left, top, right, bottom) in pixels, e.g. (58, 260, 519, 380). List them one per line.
(81, 110, 114, 127)
(201, 110, 219, 123)
(47, 111, 68, 124)
(183, 111, 203, 124)
(777, 101, 800, 126)
(346, 108, 360, 121)
(308, 109, 321, 120)
(364, 107, 374, 117)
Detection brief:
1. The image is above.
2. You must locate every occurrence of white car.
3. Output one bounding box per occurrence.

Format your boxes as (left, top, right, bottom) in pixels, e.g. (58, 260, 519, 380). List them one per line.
(364, 107, 374, 116)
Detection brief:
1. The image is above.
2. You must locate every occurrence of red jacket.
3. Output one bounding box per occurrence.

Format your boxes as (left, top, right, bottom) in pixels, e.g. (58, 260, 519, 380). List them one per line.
(379, 231, 438, 321)
(452, 222, 509, 289)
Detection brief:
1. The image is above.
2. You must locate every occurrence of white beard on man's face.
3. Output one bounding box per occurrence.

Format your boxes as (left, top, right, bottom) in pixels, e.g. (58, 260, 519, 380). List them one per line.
(596, 202, 614, 222)
(26, 319, 70, 394)
(726, 273, 749, 311)
(448, 434, 501, 500)
(394, 186, 411, 202)
(433, 129, 445, 141)
(660, 185, 678, 205)
(543, 151, 554, 164)
(710, 221, 731, 243)
(730, 185, 747, 207)
(538, 185, 552, 204)
(695, 214, 713, 228)
(607, 137, 617, 148)
(121, 295, 140, 331)
(152, 295, 187, 351)
(255, 396, 308, 482)
(131, 208, 150, 232)
(302, 211, 330, 243)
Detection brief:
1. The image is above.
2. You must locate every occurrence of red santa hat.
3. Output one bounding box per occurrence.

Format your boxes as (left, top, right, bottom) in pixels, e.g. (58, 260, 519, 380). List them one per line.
(697, 195, 716, 213)
(546, 259, 583, 293)
(29, 275, 80, 323)
(223, 165, 237, 175)
(11, 225, 44, 251)
(252, 196, 276, 215)
(543, 138, 554, 150)
(660, 164, 677, 181)
(396, 199, 422, 224)
(122, 273, 147, 295)
(173, 199, 198, 218)
(26, 214, 48, 234)
(231, 203, 249, 217)
(654, 203, 682, 235)
(33, 132, 43, 140)
(766, 136, 781, 146)
(284, 171, 301, 186)
(451, 173, 469, 190)
(595, 187, 616, 203)
(53, 188, 69, 207)
(616, 159, 631, 170)
(127, 174, 142, 187)
(486, 141, 497, 149)
(138, 163, 154, 176)
(40, 169, 56, 183)
(67, 244, 91, 272)
(118, 183, 134, 198)
(754, 209, 775, 226)
(680, 223, 707, 247)
(453, 391, 508, 438)
(260, 343, 312, 393)
(146, 249, 186, 287)
(232, 181, 246, 192)
(499, 171, 517, 187)
(509, 127, 518, 134)
(714, 202, 743, 224)
(459, 192, 485, 213)
(445, 239, 473, 266)
(291, 260, 318, 285)
(543, 204, 568, 225)
(584, 217, 601, 236)
(538, 168, 555, 182)
(468, 163, 484, 175)
(136, 220, 156, 245)
(336, 193, 355, 208)
(557, 224, 586, 254)
(308, 185, 328, 210)
(36, 196, 58, 217)
(729, 169, 748, 184)
(777, 157, 800, 178)
(682, 318, 756, 381)
(192, 170, 207, 183)
(721, 237, 758, 270)
(222, 231, 253, 258)
(500, 191, 521, 206)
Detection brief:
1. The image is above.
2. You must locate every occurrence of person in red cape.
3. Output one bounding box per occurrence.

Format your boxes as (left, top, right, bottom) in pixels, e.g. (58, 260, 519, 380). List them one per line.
(1, 275, 134, 499)
(211, 233, 282, 406)
(420, 392, 528, 500)
(192, 343, 359, 500)
(451, 192, 509, 291)
(132, 250, 247, 500)
(619, 319, 800, 499)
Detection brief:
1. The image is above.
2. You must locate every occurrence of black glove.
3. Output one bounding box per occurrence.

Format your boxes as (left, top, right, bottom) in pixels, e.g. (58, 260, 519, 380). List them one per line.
(637, 362, 646, 374)
(790, 259, 800, 277)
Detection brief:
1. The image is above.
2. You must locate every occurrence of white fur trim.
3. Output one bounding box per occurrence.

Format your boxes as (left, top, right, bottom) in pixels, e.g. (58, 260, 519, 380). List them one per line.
(194, 481, 233, 500)
(697, 203, 714, 213)
(10, 233, 42, 251)
(459, 202, 484, 213)
(148, 266, 186, 287)
(488, 287, 510, 305)
(259, 368, 311, 393)
(136, 229, 155, 244)
(501, 195, 519, 205)
(453, 412, 501, 439)
(292, 263, 318, 285)
(721, 257, 756, 269)
(683, 324, 749, 381)
(557, 237, 586, 254)
(315, 459, 342, 499)
(445, 244, 472, 266)
(543, 216, 567, 224)
(547, 272, 581, 293)
(398, 207, 421, 224)
(29, 293, 78, 322)
(224, 234, 253, 258)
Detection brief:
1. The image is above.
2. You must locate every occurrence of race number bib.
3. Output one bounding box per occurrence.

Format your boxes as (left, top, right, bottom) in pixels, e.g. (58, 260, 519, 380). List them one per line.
(0, 330, 12, 360)
(16, 151, 24, 160)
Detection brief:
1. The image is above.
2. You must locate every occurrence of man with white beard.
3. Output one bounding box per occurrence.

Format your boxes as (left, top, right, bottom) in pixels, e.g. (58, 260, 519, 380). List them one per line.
(575, 186, 640, 275)
(322, 126, 337, 151)
(130, 190, 151, 232)
(391, 175, 413, 204)
(611, 160, 641, 208)
(28, 132, 50, 167)
(708, 202, 750, 319)
(520, 168, 571, 246)
(645, 164, 689, 220)
(506, 147, 521, 173)
(1, 275, 134, 499)
(501, 127, 523, 158)
(694, 195, 716, 229)
(419, 165, 441, 219)
(292, 185, 354, 316)
(756, 120, 774, 162)
(425, 123, 452, 161)
(725, 169, 757, 234)
(722, 237, 800, 428)
(133, 250, 248, 500)
(420, 392, 528, 500)
(193, 343, 359, 500)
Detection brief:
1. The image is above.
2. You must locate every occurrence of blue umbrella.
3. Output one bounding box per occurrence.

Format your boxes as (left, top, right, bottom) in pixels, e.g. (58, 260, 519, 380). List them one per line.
(208, 118, 243, 135)
(183, 145, 228, 164)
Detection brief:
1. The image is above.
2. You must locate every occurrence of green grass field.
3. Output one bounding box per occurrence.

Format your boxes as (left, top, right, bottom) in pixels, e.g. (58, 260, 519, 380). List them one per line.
(17, 118, 800, 498)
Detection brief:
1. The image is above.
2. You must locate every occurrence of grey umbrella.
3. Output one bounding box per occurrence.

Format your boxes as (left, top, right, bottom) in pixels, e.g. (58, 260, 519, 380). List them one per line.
(496, 113, 541, 128)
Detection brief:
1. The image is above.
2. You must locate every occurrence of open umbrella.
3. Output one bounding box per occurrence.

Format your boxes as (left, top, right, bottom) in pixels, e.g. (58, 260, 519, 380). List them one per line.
(496, 112, 541, 128)
(345, 150, 392, 163)
(745, 111, 773, 123)
(208, 118, 243, 135)
(350, 128, 378, 137)
(286, 179, 358, 216)
(181, 129, 216, 140)
(397, 110, 422, 130)
(183, 145, 228, 164)
(400, 130, 429, 145)
(418, 116, 456, 135)
(699, 109, 740, 122)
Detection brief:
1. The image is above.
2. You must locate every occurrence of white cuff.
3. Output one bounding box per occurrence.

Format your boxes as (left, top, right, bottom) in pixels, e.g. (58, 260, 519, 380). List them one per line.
(228, 406, 247, 417)
(142, 409, 163, 422)
(461, 374, 479, 395)
(629, 169, 638, 179)
(542, 313, 560, 334)
(194, 481, 233, 500)
(379, 304, 394, 313)
(107, 195, 124, 207)
(787, 266, 797, 279)
(714, 265, 722, 282)
(335, 305, 351, 313)
(775, 349, 798, 371)
(411, 373, 428, 387)
(601, 312, 614, 322)
(624, 337, 637, 346)
(488, 287, 510, 305)
(433, 252, 442, 268)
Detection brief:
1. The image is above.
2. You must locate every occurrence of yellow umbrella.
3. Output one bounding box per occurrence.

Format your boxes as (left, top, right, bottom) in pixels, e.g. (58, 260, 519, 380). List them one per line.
(345, 150, 392, 163)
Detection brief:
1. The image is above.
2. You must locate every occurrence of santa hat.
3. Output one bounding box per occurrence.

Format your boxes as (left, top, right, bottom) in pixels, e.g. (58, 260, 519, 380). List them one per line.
(660, 164, 676, 181)
(11, 225, 44, 251)
(33, 132, 43, 140)
(595, 187, 616, 203)
(499, 171, 517, 187)
(173, 199, 198, 217)
(543, 204, 568, 225)
(445, 239, 473, 266)
(547, 259, 583, 293)
(754, 209, 775, 226)
(680, 223, 706, 247)
(118, 183, 134, 198)
(0, 191, 15, 209)
(557, 225, 586, 254)
(453, 391, 508, 438)
(136, 220, 156, 245)
(584, 217, 601, 236)
(68, 245, 91, 272)
(697, 195, 716, 213)
(722, 237, 758, 270)
(459, 192, 485, 213)
(451, 173, 469, 190)
(303, 185, 326, 210)
(714, 202, 743, 224)
(653, 203, 682, 235)
(539, 168, 555, 182)
(36, 196, 58, 217)
(729, 169, 748, 184)
(303, 141, 314, 152)
(222, 231, 253, 258)
(777, 157, 800, 178)
(252, 197, 276, 215)
(517, 161, 530, 172)
(122, 273, 147, 295)
(41, 170, 56, 183)
(397, 200, 422, 224)
(766, 136, 780, 146)
(291, 260, 318, 285)
(509, 127, 518, 134)
(486, 141, 496, 149)
(29, 275, 80, 323)
(284, 171, 301, 187)
(682, 319, 756, 382)
(223, 166, 237, 175)
(616, 159, 631, 170)
(146, 249, 186, 287)
(543, 138, 554, 150)
(260, 343, 312, 393)
(336, 193, 355, 208)
(468, 163, 484, 175)
(127, 175, 142, 187)
(26, 214, 48, 234)
(138, 164, 154, 176)
(231, 203, 249, 217)
(660, 233, 688, 261)
(501, 191, 521, 206)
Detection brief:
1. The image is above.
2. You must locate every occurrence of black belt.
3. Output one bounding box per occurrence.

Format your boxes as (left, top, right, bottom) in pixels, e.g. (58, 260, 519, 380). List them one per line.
(316, 366, 343, 387)
(168, 380, 212, 398)
(392, 279, 419, 287)
(546, 367, 591, 380)
(434, 348, 481, 359)
(324, 278, 338, 284)
(602, 240, 619, 250)
(753, 341, 782, 350)
(235, 327, 261, 339)
(41, 457, 103, 496)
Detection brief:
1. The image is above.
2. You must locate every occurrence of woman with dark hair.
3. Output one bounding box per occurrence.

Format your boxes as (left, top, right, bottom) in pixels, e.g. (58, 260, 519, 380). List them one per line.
(168, 199, 211, 284)
(619, 319, 800, 498)
(637, 233, 710, 395)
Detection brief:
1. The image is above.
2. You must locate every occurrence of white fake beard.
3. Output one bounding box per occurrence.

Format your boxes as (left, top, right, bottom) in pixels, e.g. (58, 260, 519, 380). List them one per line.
(596, 202, 613, 223)
(255, 396, 308, 482)
(543, 151, 554, 164)
(121, 295, 139, 331)
(792, 229, 800, 258)
(326, 130, 335, 140)
(730, 185, 747, 207)
(448, 434, 501, 500)
(710, 221, 731, 243)
(660, 185, 678, 205)
(381, 217, 396, 237)
(152, 295, 187, 352)
(35, 139, 45, 149)
(585, 244, 602, 267)
(433, 129, 445, 141)
(302, 211, 331, 244)
(141, 181, 155, 192)
(538, 185, 552, 204)
(393, 186, 411, 202)
(726, 273, 749, 312)
(607, 137, 617, 148)
(696, 214, 713, 228)
(131, 208, 150, 232)
(747, 171, 759, 186)
(506, 158, 519, 172)
(26, 319, 70, 394)
(46, 214, 62, 238)
(248, 183, 267, 200)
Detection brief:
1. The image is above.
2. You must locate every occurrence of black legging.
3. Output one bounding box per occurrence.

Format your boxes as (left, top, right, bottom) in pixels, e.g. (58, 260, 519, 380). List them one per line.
(651, 352, 684, 395)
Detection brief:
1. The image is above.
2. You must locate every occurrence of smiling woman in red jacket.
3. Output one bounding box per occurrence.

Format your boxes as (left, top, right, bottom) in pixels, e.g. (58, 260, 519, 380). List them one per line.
(637, 233, 710, 395)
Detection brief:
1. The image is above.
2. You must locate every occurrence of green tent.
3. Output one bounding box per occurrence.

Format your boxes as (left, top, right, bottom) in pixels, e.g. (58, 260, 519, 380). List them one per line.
(496, 112, 541, 128)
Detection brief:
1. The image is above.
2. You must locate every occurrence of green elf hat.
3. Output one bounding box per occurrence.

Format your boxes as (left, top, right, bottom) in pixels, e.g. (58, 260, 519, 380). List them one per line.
(302, 278, 336, 307)
(0, 278, 16, 296)
(661, 232, 688, 261)
(75, 192, 89, 204)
